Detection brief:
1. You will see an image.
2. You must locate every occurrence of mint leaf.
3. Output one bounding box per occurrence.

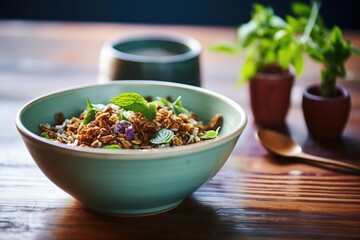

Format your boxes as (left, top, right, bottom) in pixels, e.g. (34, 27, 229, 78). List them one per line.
(104, 144, 121, 149)
(202, 127, 220, 139)
(83, 110, 96, 124)
(110, 92, 147, 107)
(83, 98, 103, 124)
(143, 102, 157, 120)
(109, 92, 156, 121)
(150, 128, 175, 145)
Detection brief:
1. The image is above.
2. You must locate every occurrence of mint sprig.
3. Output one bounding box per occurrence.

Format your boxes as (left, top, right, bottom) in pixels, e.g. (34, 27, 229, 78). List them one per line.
(155, 96, 190, 117)
(109, 92, 156, 121)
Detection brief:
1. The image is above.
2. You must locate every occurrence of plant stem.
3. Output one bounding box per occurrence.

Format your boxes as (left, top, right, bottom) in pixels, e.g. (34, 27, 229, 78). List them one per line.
(321, 63, 336, 97)
(300, 1, 321, 44)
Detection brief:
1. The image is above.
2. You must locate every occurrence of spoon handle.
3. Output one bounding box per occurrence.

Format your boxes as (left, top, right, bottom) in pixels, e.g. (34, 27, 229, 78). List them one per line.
(297, 152, 360, 172)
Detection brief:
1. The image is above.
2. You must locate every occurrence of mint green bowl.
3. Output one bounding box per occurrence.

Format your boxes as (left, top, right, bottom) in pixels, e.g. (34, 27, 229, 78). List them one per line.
(16, 81, 247, 216)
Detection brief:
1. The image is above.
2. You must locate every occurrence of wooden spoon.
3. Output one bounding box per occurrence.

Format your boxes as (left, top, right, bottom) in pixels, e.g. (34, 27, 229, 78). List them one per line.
(255, 129, 360, 173)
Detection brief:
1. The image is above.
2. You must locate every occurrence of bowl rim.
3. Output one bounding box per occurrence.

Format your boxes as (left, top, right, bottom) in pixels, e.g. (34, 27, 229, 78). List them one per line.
(102, 33, 202, 63)
(16, 80, 247, 160)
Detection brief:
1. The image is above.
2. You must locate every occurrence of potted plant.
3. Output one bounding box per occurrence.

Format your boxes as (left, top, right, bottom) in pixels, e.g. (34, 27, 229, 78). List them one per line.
(210, 3, 304, 128)
(295, 2, 360, 141)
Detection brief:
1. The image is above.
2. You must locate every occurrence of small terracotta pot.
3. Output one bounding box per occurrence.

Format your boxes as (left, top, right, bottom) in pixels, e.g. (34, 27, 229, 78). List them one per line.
(302, 84, 351, 141)
(249, 70, 294, 128)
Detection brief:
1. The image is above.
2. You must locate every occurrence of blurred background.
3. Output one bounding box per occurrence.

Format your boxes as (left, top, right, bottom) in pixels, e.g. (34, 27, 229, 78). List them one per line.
(0, 0, 359, 30)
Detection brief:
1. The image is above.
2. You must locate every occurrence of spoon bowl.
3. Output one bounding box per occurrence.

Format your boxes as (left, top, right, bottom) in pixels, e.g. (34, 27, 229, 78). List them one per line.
(255, 129, 360, 173)
(256, 129, 302, 157)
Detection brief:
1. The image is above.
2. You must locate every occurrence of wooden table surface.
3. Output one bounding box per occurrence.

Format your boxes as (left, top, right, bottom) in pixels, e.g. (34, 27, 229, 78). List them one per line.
(1, 20, 360, 239)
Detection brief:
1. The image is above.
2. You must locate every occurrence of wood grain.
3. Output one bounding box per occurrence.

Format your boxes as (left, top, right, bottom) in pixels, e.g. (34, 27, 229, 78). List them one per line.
(1, 20, 360, 239)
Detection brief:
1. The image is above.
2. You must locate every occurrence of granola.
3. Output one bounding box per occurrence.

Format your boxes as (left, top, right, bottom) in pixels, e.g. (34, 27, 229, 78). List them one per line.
(39, 93, 222, 149)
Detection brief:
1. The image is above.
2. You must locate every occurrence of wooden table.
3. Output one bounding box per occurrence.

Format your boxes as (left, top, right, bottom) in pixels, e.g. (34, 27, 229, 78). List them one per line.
(1, 20, 360, 239)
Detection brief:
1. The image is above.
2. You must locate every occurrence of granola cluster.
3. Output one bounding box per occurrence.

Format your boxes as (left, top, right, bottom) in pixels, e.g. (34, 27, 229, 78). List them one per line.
(39, 102, 222, 149)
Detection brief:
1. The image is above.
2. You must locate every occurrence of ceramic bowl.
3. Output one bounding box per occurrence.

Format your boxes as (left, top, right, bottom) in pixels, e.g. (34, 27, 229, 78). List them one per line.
(98, 34, 201, 86)
(16, 81, 247, 216)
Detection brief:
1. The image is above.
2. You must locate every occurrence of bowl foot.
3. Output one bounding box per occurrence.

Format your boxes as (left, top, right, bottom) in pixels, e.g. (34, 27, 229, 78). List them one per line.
(77, 200, 183, 217)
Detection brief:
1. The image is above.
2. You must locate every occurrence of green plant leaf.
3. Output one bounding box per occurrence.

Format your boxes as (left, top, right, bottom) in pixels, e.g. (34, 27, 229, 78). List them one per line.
(240, 58, 257, 83)
(274, 29, 287, 40)
(336, 64, 346, 78)
(110, 92, 147, 107)
(143, 102, 157, 121)
(264, 42, 276, 64)
(83, 109, 96, 124)
(238, 20, 258, 47)
(304, 39, 325, 62)
(171, 96, 190, 116)
(291, 2, 312, 16)
(330, 26, 343, 44)
(42, 133, 52, 141)
(204, 130, 217, 139)
(291, 47, 304, 76)
(83, 98, 103, 124)
(278, 45, 292, 69)
(269, 15, 287, 28)
(202, 127, 220, 139)
(208, 42, 240, 54)
(109, 92, 156, 121)
(150, 128, 175, 145)
(104, 144, 121, 149)
(350, 44, 360, 56)
(154, 96, 190, 117)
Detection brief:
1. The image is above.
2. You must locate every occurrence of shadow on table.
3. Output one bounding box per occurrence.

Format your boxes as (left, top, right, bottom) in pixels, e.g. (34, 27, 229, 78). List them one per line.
(298, 134, 360, 174)
(263, 133, 360, 175)
(302, 135, 360, 161)
(49, 197, 240, 239)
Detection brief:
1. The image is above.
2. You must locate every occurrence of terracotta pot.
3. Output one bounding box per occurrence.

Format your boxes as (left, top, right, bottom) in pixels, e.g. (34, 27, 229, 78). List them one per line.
(302, 84, 351, 141)
(249, 70, 294, 128)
